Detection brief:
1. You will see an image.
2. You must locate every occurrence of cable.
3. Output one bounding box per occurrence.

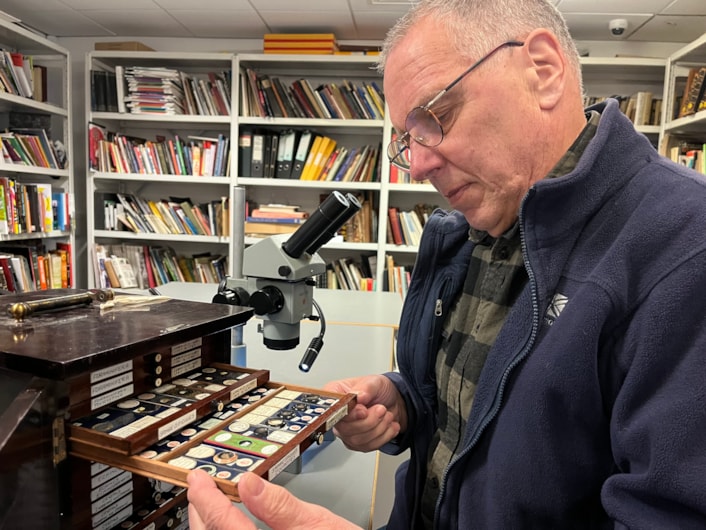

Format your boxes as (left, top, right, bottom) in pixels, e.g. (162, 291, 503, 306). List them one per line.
(298, 298, 326, 372)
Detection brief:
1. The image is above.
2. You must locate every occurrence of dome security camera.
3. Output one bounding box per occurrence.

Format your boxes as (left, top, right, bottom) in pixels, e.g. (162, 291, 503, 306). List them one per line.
(609, 18, 628, 38)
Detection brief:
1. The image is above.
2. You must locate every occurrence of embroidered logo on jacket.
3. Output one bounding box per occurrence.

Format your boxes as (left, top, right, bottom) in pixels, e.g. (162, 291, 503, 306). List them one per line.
(545, 293, 569, 326)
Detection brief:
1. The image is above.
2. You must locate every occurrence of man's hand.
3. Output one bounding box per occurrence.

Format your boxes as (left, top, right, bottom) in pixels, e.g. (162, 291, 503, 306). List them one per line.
(187, 469, 361, 530)
(324, 374, 407, 452)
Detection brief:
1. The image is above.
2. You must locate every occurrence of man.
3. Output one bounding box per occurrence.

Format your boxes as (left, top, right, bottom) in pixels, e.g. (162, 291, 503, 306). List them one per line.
(189, 0, 706, 528)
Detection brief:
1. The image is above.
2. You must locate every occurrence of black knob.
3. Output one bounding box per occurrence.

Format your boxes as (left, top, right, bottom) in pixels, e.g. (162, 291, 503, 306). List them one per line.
(278, 265, 292, 277)
(249, 286, 284, 315)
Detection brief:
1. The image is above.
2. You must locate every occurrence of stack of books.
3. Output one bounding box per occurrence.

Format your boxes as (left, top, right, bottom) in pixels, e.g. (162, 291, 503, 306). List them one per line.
(245, 204, 308, 236)
(123, 66, 186, 114)
(263, 33, 338, 55)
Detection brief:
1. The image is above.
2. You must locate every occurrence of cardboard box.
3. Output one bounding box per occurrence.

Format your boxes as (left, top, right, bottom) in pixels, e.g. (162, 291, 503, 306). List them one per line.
(95, 41, 155, 52)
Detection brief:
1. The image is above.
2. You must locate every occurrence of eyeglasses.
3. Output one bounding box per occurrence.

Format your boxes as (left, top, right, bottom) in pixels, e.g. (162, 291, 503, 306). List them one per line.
(387, 40, 524, 172)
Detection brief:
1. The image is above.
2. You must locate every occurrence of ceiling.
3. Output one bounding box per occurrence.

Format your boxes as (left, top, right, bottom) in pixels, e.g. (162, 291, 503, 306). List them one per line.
(0, 0, 705, 44)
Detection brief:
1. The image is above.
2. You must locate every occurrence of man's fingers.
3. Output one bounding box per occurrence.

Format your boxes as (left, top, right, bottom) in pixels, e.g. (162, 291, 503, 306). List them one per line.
(187, 469, 256, 530)
(238, 473, 360, 530)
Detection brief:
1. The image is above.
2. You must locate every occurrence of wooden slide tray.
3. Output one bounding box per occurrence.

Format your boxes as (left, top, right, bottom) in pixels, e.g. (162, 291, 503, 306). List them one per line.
(70, 379, 356, 502)
(70, 364, 270, 455)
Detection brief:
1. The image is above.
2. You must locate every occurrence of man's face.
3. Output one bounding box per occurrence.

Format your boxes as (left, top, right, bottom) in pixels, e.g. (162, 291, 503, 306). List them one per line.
(384, 18, 541, 236)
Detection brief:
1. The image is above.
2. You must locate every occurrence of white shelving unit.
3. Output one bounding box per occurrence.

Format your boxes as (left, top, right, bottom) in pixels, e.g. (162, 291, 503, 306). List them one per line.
(85, 51, 236, 288)
(82, 50, 684, 292)
(660, 33, 706, 147)
(580, 56, 666, 139)
(0, 17, 75, 287)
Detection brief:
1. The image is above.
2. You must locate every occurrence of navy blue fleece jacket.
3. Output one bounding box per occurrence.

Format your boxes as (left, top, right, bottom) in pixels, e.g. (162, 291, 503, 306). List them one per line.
(384, 98, 706, 529)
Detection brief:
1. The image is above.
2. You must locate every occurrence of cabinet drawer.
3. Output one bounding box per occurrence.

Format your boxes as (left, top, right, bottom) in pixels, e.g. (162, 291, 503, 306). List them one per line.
(70, 371, 355, 501)
(70, 364, 270, 455)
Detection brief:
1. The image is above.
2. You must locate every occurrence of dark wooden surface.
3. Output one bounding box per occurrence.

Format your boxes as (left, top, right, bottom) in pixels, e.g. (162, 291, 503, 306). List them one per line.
(0, 289, 253, 379)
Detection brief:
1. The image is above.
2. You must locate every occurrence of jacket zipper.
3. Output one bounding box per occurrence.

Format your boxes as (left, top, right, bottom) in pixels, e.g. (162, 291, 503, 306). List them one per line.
(433, 190, 540, 528)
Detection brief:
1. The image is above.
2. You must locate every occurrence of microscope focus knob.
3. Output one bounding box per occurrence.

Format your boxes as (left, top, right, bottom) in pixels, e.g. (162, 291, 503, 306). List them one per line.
(249, 286, 284, 315)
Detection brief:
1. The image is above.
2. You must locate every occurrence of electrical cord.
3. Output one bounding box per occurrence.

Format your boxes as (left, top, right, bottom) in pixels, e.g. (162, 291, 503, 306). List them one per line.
(298, 298, 326, 372)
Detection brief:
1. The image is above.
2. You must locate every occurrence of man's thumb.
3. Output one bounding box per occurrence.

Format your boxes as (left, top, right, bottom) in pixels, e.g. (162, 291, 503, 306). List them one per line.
(238, 473, 360, 530)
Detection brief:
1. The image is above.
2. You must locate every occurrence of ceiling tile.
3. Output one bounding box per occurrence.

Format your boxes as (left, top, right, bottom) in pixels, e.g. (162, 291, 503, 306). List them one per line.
(629, 15, 706, 42)
(3, 0, 67, 9)
(153, 0, 254, 9)
(59, 0, 163, 9)
(353, 11, 405, 40)
(79, 9, 189, 37)
(563, 13, 653, 41)
(10, 9, 114, 37)
(258, 10, 356, 38)
(251, 0, 351, 11)
(556, 0, 674, 13)
(169, 10, 268, 39)
(661, 0, 706, 16)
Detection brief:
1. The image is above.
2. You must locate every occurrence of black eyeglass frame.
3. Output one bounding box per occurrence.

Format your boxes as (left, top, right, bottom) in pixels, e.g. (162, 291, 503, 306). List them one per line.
(387, 40, 525, 171)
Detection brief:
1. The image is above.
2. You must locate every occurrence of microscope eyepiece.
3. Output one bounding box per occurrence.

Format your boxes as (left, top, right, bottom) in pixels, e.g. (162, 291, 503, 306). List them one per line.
(282, 191, 350, 259)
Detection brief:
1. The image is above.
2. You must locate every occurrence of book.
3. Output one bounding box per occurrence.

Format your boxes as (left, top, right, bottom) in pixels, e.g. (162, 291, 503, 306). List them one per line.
(299, 135, 324, 180)
(238, 129, 253, 177)
(290, 131, 313, 180)
(244, 221, 300, 235)
(251, 132, 265, 177)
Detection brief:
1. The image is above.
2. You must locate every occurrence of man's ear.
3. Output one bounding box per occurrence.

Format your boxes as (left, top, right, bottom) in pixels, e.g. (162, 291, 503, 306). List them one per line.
(523, 28, 567, 110)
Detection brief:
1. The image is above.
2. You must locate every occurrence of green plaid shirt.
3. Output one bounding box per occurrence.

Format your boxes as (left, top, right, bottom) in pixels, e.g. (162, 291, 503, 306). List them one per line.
(420, 111, 600, 528)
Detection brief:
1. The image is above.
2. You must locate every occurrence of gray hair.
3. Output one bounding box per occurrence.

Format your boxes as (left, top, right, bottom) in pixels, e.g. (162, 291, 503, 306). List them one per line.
(378, 0, 582, 87)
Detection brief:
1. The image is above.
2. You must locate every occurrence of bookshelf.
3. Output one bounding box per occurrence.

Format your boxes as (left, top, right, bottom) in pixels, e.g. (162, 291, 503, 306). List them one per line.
(234, 53, 405, 292)
(85, 51, 235, 288)
(659, 32, 706, 169)
(580, 56, 666, 140)
(0, 17, 75, 291)
(82, 50, 678, 294)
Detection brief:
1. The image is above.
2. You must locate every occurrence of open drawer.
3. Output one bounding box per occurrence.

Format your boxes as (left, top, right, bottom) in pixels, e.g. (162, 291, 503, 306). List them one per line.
(69, 371, 356, 501)
(70, 363, 271, 455)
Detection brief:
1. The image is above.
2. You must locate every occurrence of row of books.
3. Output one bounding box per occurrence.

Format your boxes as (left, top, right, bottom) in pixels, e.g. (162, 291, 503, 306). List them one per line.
(314, 253, 411, 296)
(1, 128, 67, 170)
(387, 204, 436, 247)
(93, 243, 227, 290)
(90, 67, 232, 116)
(89, 124, 230, 177)
(385, 254, 412, 298)
(584, 93, 662, 127)
(243, 202, 307, 236)
(0, 241, 71, 293)
(320, 257, 375, 291)
(0, 177, 71, 235)
(678, 66, 706, 118)
(101, 193, 229, 237)
(263, 33, 339, 55)
(239, 129, 381, 182)
(240, 67, 384, 120)
(0, 49, 46, 101)
(668, 142, 706, 174)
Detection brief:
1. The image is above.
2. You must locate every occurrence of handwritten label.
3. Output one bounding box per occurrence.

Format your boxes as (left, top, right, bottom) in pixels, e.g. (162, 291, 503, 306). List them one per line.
(91, 384, 134, 411)
(326, 405, 349, 431)
(91, 470, 131, 502)
(267, 447, 300, 480)
(171, 358, 201, 378)
(172, 347, 202, 367)
(110, 415, 160, 439)
(90, 462, 108, 477)
(92, 480, 133, 515)
(158, 410, 197, 440)
(172, 338, 202, 355)
(91, 466, 126, 489)
(90, 360, 133, 384)
(94, 504, 133, 530)
(91, 372, 133, 397)
(230, 379, 257, 401)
